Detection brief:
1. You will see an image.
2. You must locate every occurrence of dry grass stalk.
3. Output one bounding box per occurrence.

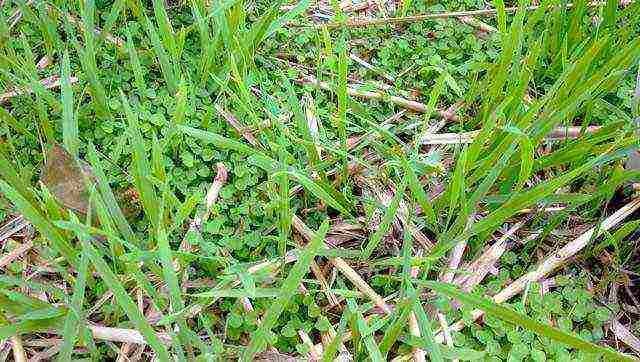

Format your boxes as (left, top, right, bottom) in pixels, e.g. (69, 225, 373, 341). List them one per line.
(441, 240, 467, 284)
(302, 75, 458, 121)
(0, 75, 79, 104)
(435, 197, 640, 342)
(63, 10, 125, 48)
(365, 179, 435, 251)
(350, 53, 395, 83)
(88, 325, 172, 345)
(318, 1, 613, 28)
(304, 95, 323, 158)
(178, 163, 228, 256)
(215, 105, 261, 148)
(310, 261, 339, 306)
(30, 344, 61, 362)
(7, 0, 35, 31)
(10, 335, 26, 362)
(0, 239, 34, 268)
(611, 318, 640, 356)
(0, 215, 29, 243)
(420, 126, 602, 145)
(116, 342, 134, 362)
(453, 220, 525, 291)
(36, 56, 51, 70)
(299, 330, 323, 360)
(291, 214, 392, 314)
(458, 16, 498, 33)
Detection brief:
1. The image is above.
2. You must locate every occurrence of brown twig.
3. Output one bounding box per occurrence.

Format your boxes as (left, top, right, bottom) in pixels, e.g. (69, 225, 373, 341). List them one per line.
(316, 1, 613, 28)
(88, 325, 172, 345)
(291, 214, 392, 314)
(0, 216, 29, 243)
(435, 197, 640, 342)
(0, 239, 33, 268)
(214, 105, 261, 148)
(611, 318, 640, 356)
(453, 220, 525, 291)
(301, 75, 458, 121)
(0, 75, 79, 104)
(420, 126, 602, 145)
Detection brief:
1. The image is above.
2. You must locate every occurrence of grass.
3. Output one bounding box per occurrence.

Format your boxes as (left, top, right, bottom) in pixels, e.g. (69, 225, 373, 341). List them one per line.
(0, 0, 639, 360)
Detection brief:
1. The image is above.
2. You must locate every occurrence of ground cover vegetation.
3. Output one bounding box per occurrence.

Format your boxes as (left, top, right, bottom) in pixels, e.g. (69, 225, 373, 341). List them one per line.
(0, 0, 639, 360)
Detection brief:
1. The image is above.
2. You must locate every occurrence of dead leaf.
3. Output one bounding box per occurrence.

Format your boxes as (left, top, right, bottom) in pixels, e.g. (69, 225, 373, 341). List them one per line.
(40, 144, 95, 215)
(611, 318, 640, 355)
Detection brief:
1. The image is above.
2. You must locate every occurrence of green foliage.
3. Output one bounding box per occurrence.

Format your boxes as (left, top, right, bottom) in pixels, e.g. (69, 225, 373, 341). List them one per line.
(0, 0, 638, 360)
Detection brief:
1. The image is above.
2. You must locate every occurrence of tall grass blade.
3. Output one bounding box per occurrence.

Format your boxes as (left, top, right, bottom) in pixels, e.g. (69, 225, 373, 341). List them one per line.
(243, 220, 329, 360)
(0, 181, 76, 264)
(61, 50, 78, 158)
(57, 245, 89, 361)
(74, 228, 171, 361)
(120, 92, 160, 232)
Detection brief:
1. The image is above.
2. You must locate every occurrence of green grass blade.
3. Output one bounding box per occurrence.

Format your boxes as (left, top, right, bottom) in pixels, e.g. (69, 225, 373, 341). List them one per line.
(422, 281, 636, 362)
(361, 179, 407, 259)
(86, 144, 138, 244)
(152, 0, 177, 58)
(243, 220, 330, 360)
(125, 28, 146, 94)
(120, 92, 160, 232)
(401, 156, 437, 231)
(57, 247, 89, 361)
(177, 125, 276, 170)
(322, 308, 349, 362)
(0, 181, 76, 264)
(61, 50, 78, 158)
(71, 227, 171, 361)
(144, 17, 178, 93)
(379, 299, 412, 358)
(273, 170, 353, 218)
(265, 0, 311, 39)
(346, 298, 384, 362)
(337, 39, 348, 182)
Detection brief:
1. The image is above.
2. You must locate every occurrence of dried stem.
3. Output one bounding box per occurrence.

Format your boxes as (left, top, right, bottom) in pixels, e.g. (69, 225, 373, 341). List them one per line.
(215, 105, 261, 148)
(317, 1, 612, 28)
(0, 76, 79, 104)
(435, 197, 640, 342)
(291, 214, 392, 314)
(301, 75, 458, 121)
(420, 126, 602, 145)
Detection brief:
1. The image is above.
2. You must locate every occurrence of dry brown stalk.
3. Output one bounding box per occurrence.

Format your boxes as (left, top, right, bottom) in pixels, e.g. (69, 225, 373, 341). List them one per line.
(0, 216, 29, 243)
(0, 75, 79, 104)
(458, 16, 498, 33)
(611, 318, 640, 356)
(291, 214, 393, 314)
(363, 178, 435, 251)
(318, 1, 613, 28)
(304, 95, 323, 158)
(0, 239, 34, 268)
(36, 56, 51, 70)
(179, 163, 228, 254)
(435, 197, 640, 342)
(453, 220, 525, 291)
(10, 335, 26, 362)
(215, 105, 261, 148)
(64, 11, 125, 48)
(88, 325, 172, 345)
(441, 240, 467, 284)
(420, 126, 602, 145)
(301, 75, 458, 121)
